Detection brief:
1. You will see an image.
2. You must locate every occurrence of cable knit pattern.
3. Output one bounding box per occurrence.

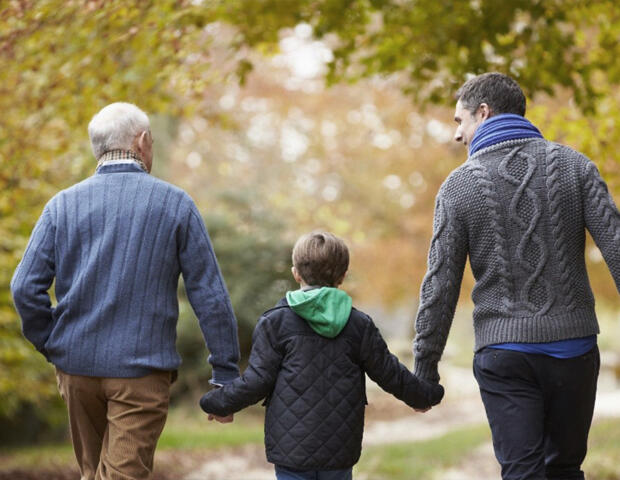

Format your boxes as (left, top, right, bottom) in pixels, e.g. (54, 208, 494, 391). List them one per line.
(414, 195, 467, 381)
(584, 162, 620, 246)
(464, 162, 514, 311)
(498, 147, 553, 315)
(414, 138, 620, 382)
(416, 197, 447, 330)
(545, 143, 577, 311)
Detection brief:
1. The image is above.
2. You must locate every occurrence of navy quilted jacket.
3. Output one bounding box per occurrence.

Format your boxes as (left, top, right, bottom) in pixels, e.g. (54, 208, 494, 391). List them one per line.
(200, 298, 444, 470)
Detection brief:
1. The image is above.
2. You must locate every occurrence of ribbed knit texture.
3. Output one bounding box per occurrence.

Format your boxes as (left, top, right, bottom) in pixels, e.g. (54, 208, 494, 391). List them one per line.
(11, 162, 240, 380)
(469, 113, 543, 156)
(414, 138, 620, 382)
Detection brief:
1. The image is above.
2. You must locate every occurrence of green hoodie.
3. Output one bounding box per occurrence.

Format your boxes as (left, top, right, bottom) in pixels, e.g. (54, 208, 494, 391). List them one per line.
(285, 287, 353, 338)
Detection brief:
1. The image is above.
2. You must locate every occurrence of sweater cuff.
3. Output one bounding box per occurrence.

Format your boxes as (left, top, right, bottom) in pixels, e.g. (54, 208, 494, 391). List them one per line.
(413, 359, 440, 383)
(211, 367, 240, 386)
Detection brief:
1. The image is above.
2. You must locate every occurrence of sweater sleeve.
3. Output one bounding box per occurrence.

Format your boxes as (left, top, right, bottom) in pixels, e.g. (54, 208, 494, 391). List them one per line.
(582, 161, 620, 292)
(199, 317, 282, 416)
(179, 199, 240, 384)
(10, 205, 56, 358)
(413, 192, 468, 382)
(360, 317, 444, 409)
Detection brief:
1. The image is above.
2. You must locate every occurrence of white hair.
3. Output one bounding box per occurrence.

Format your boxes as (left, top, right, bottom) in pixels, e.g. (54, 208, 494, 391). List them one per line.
(88, 102, 150, 159)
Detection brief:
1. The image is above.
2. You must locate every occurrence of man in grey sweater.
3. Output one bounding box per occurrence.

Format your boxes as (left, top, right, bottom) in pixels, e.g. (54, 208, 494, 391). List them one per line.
(413, 73, 619, 480)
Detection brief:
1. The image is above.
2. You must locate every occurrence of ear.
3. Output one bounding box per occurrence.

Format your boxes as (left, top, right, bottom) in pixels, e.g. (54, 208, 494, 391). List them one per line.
(291, 266, 303, 284)
(478, 103, 492, 121)
(137, 130, 149, 152)
(336, 271, 347, 287)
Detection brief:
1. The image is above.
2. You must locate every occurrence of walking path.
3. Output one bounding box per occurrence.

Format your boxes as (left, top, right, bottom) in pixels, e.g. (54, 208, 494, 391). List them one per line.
(184, 361, 620, 480)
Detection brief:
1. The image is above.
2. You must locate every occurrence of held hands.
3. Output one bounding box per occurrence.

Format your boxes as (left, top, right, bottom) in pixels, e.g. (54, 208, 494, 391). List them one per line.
(200, 385, 234, 423)
(207, 413, 234, 423)
(414, 380, 445, 413)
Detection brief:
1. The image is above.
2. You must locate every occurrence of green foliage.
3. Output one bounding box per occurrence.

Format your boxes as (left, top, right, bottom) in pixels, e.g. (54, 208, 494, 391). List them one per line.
(219, 0, 620, 191)
(173, 191, 296, 399)
(355, 424, 491, 479)
(2, 0, 619, 446)
(0, 0, 224, 433)
(584, 417, 620, 480)
(158, 406, 264, 449)
(221, 0, 620, 111)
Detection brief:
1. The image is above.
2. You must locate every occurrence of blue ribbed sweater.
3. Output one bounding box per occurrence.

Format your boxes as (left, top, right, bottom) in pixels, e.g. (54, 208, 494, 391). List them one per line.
(11, 162, 240, 381)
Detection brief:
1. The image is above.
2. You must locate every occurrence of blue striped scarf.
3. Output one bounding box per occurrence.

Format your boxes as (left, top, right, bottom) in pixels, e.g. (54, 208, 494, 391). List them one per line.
(469, 113, 543, 156)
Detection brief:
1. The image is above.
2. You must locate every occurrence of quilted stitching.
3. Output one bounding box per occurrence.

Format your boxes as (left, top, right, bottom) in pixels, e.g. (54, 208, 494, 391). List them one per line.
(200, 302, 432, 470)
(264, 311, 367, 469)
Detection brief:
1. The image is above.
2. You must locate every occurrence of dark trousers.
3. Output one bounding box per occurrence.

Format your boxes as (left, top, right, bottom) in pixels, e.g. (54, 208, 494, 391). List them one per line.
(275, 465, 353, 480)
(473, 346, 599, 480)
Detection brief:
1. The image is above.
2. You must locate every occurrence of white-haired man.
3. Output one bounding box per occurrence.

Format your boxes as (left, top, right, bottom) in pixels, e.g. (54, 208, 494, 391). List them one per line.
(11, 102, 240, 479)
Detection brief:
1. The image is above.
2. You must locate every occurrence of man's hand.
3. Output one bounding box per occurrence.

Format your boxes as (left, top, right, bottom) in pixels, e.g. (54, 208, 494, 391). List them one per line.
(207, 413, 234, 423)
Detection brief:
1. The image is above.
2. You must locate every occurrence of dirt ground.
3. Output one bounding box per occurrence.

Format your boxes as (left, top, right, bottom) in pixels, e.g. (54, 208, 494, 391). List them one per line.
(3, 364, 618, 480)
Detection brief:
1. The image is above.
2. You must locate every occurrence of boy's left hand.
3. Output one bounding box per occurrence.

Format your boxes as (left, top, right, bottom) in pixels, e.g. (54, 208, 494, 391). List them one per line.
(207, 413, 234, 423)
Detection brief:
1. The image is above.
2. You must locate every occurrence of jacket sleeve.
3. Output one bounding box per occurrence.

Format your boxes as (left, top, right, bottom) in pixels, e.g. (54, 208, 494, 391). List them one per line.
(413, 191, 468, 382)
(360, 317, 444, 409)
(178, 198, 240, 384)
(582, 161, 620, 292)
(200, 317, 283, 416)
(10, 205, 56, 358)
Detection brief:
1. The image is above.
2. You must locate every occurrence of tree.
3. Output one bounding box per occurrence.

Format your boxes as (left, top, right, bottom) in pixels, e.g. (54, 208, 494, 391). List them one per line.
(2, 0, 618, 441)
(217, 0, 620, 189)
(173, 194, 296, 399)
(0, 0, 233, 437)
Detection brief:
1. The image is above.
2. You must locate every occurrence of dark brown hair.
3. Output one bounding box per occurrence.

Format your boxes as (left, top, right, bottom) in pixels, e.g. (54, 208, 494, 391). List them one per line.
(292, 231, 349, 287)
(456, 72, 526, 116)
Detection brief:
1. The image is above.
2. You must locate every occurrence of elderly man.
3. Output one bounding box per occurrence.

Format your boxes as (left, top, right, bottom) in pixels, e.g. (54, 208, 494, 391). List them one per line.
(413, 73, 619, 480)
(11, 102, 240, 479)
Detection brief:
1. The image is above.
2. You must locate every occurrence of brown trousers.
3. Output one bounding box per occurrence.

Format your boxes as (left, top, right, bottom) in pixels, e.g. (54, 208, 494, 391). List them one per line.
(56, 369, 172, 480)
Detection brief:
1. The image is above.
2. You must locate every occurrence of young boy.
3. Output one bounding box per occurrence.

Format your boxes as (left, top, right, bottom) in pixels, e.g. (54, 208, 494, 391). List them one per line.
(200, 231, 444, 479)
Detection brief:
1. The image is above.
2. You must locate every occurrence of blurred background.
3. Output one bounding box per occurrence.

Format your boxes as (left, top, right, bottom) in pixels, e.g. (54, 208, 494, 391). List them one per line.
(1, 1, 619, 478)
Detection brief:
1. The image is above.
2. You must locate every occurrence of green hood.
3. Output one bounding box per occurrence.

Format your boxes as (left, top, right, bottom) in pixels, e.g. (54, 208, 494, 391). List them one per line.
(285, 287, 352, 338)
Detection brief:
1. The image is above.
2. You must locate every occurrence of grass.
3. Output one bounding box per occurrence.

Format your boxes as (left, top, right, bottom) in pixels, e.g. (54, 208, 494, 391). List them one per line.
(157, 404, 264, 449)
(0, 443, 76, 471)
(584, 417, 620, 480)
(0, 404, 265, 471)
(354, 417, 620, 480)
(3, 416, 620, 479)
(354, 424, 491, 480)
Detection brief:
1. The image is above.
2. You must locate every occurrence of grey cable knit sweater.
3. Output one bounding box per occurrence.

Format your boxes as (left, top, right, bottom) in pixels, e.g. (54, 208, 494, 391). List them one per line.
(413, 137, 620, 382)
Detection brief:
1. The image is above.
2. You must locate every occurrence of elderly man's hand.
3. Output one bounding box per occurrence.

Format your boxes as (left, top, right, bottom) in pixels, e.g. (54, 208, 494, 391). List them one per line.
(207, 413, 234, 423)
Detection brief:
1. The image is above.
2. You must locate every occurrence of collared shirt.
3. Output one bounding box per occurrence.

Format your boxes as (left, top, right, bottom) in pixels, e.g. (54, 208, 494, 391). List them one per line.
(96, 149, 148, 173)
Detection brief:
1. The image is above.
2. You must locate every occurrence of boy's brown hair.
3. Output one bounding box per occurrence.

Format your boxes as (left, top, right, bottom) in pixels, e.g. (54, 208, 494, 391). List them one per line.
(292, 231, 349, 287)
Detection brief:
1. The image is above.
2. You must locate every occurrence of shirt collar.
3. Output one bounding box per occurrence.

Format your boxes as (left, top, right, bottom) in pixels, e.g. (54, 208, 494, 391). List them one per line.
(96, 150, 148, 173)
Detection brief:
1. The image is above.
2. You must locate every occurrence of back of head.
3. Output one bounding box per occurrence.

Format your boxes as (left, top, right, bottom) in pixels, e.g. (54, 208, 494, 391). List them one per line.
(456, 72, 526, 116)
(88, 102, 150, 159)
(292, 231, 349, 287)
